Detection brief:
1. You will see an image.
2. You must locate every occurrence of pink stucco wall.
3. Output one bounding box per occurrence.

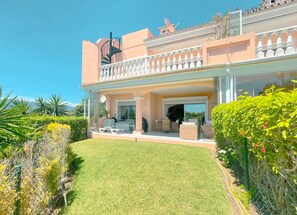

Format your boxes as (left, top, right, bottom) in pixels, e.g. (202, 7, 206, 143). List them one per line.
(122, 28, 153, 60)
(82, 38, 109, 85)
(202, 32, 256, 65)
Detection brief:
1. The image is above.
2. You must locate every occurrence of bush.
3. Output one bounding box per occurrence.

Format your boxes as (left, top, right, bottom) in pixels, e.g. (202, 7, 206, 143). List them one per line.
(0, 164, 17, 215)
(0, 123, 72, 214)
(28, 116, 87, 142)
(212, 86, 297, 214)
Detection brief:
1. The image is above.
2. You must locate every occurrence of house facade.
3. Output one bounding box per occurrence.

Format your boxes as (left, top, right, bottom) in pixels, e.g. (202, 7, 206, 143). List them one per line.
(81, 0, 297, 135)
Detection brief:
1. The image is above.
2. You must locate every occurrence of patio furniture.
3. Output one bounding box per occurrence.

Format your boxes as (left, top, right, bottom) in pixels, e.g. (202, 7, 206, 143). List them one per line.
(201, 124, 213, 139)
(98, 118, 116, 133)
(155, 120, 162, 131)
(111, 128, 124, 134)
(162, 118, 170, 132)
(116, 120, 135, 132)
(170, 121, 179, 132)
(180, 122, 199, 140)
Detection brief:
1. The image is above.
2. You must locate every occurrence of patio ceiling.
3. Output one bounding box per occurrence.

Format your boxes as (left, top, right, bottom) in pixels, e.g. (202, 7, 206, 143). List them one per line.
(100, 78, 215, 96)
(151, 85, 214, 95)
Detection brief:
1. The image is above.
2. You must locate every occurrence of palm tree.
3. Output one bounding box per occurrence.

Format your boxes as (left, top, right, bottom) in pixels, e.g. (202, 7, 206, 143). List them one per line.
(34, 97, 49, 115)
(12, 98, 31, 115)
(48, 94, 68, 116)
(0, 87, 31, 143)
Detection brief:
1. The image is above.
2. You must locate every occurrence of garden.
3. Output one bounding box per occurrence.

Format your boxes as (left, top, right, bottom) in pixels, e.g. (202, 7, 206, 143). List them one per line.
(63, 139, 232, 215)
(213, 85, 297, 214)
(0, 87, 88, 214)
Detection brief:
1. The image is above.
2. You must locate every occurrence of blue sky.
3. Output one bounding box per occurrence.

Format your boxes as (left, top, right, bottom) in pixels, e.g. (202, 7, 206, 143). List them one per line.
(0, 0, 261, 106)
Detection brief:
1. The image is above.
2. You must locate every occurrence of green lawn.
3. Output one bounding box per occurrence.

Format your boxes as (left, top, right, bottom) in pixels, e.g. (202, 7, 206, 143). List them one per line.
(64, 139, 232, 215)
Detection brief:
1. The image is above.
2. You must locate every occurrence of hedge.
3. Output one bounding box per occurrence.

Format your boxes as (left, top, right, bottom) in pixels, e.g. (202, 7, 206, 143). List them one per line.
(212, 86, 297, 214)
(28, 116, 88, 142)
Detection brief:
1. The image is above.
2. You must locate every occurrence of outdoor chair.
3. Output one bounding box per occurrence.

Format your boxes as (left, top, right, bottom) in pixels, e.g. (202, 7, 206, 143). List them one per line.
(170, 120, 179, 132)
(98, 118, 116, 133)
(162, 118, 170, 132)
(201, 123, 214, 139)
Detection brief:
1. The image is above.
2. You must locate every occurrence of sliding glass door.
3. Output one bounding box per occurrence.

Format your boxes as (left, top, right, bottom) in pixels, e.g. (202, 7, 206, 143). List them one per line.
(184, 103, 206, 125)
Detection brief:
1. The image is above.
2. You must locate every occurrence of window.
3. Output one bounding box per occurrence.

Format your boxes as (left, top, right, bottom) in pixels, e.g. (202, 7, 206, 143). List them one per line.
(236, 71, 297, 97)
(117, 101, 136, 121)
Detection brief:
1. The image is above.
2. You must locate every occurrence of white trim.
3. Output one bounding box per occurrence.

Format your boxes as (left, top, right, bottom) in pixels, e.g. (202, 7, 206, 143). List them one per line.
(230, 75, 234, 102)
(219, 76, 223, 104)
(226, 75, 231, 103)
(234, 75, 237, 101)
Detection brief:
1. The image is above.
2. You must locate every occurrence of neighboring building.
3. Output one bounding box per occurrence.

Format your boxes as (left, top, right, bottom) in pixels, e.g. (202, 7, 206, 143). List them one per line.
(81, 0, 297, 134)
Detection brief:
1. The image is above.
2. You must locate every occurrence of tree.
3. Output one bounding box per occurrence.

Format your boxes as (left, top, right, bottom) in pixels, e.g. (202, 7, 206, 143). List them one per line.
(48, 94, 68, 116)
(34, 97, 50, 115)
(99, 101, 108, 117)
(12, 98, 31, 115)
(73, 103, 84, 117)
(0, 87, 31, 144)
(206, 12, 230, 40)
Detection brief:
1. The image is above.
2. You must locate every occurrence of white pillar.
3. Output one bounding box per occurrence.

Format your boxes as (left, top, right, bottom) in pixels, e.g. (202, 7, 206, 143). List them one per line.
(87, 92, 91, 119)
(230, 75, 234, 102)
(219, 76, 223, 104)
(83, 91, 87, 118)
(225, 75, 231, 103)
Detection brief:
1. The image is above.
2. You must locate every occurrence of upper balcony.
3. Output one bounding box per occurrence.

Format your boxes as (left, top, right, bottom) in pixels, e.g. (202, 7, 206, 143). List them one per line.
(98, 25, 297, 82)
(99, 45, 203, 82)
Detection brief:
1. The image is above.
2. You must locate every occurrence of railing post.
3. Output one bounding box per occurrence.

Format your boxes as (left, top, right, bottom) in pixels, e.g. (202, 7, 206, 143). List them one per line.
(14, 165, 22, 215)
(243, 138, 250, 191)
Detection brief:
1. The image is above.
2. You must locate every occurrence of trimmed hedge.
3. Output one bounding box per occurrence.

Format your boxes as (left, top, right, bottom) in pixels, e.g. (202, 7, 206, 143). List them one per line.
(212, 86, 297, 214)
(28, 116, 88, 142)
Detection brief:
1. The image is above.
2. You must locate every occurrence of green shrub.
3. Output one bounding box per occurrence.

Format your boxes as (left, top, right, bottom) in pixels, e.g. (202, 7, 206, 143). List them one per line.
(28, 116, 87, 142)
(212, 86, 297, 214)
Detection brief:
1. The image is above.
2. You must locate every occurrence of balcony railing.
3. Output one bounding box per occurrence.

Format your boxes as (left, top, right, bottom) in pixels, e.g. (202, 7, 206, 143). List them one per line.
(99, 45, 203, 81)
(256, 25, 297, 58)
(98, 25, 297, 82)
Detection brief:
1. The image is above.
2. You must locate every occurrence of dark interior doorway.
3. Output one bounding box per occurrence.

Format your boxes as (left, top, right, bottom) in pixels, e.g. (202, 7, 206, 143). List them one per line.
(166, 104, 184, 124)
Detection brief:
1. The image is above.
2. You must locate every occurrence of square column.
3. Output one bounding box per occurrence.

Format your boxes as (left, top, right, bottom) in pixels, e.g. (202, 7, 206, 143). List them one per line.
(133, 96, 144, 135)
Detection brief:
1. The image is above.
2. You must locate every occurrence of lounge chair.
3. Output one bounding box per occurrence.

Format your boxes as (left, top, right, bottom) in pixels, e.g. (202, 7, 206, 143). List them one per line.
(111, 128, 124, 134)
(98, 119, 115, 133)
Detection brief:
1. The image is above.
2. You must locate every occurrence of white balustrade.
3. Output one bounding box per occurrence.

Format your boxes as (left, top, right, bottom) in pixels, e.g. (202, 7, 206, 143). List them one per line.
(178, 51, 183, 70)
(99, 45, 203, 81)
(151, 57, 155, 73)
(172, 52, 177, 70)
(166, 53, 171, 71)
(161, 55, 166, 72)
(256, 25, 297, 59)
(156, 56, 161, 73)
(184, 50, 189, 69)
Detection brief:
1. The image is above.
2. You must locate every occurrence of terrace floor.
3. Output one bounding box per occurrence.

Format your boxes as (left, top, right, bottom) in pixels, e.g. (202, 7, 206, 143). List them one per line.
(91, 131, 216, 151)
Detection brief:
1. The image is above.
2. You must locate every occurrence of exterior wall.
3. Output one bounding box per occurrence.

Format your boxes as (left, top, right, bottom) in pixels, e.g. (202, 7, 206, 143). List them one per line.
(83, 2, 297, 137)
(82, 39, 108, 85)
(203, 32, 256, 65)
(122, 28, 153, 60)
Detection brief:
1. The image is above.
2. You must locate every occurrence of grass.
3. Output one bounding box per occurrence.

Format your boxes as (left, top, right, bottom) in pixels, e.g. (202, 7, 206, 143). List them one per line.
(64, 139, 232, 215)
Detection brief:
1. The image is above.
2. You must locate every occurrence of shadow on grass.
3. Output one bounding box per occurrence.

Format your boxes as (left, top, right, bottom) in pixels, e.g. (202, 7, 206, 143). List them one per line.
(69, 155, 84, 175)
